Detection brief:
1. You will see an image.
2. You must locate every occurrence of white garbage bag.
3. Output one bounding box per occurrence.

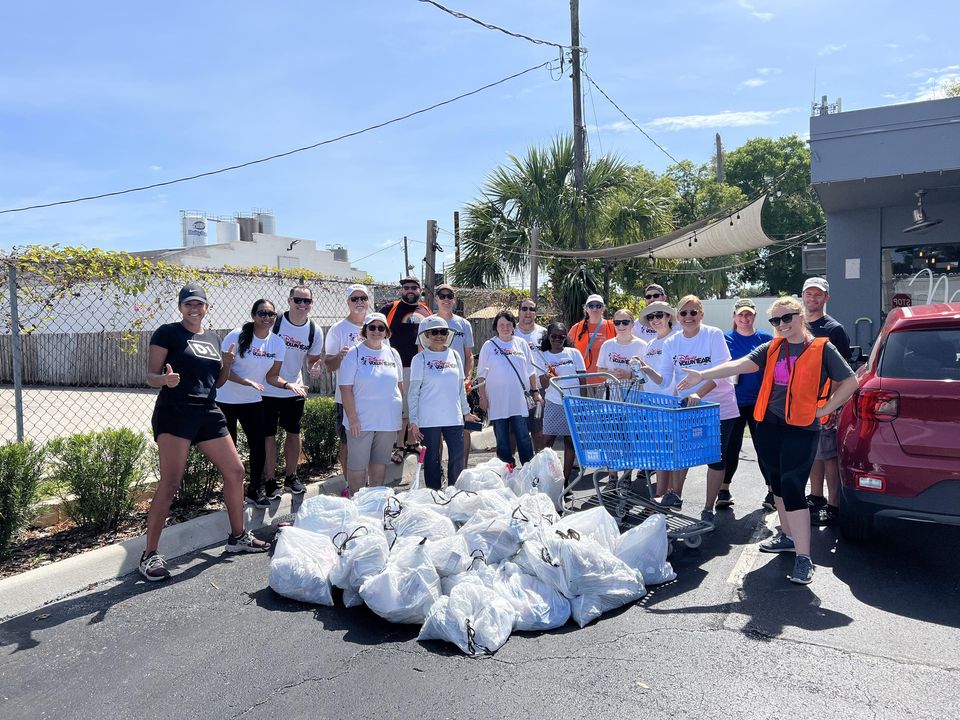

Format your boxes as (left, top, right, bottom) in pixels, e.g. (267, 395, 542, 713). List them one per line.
(568, 594, 604, 628)
(615, 513, 677, 585)
(329, 528, 391, 608)
(457, 510, 523, 564)
(497, 561, 570, 631)
(419, 581, 515, 655)
(424, 534, 476, 578)
(358, 538, 442, 624)
(392, 488, 451, 513)
(555, 537, 646, 627)
(515, 533, 572, 598)
(295, 494, 359, 539)
(454, 466, 506, 492)
(508, 492, 559, 542)
(503, 448, 565, 509)
(444, 487, 515, 525)
(269, 527, 338, 606)
(554, 506, 621, 552)
(388, 504, 456, 543)
(353, 486, 394, 519)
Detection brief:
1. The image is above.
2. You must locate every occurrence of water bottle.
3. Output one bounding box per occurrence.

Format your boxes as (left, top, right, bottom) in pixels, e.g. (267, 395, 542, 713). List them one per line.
(629, 357, 645, 378)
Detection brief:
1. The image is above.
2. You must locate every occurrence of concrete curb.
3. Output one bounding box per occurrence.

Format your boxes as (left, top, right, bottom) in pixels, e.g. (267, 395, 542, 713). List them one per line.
(0, 475, 345, 621)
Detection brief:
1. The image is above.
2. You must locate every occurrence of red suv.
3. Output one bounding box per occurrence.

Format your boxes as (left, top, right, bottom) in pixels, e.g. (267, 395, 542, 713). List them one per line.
(837, 303, 960, 541)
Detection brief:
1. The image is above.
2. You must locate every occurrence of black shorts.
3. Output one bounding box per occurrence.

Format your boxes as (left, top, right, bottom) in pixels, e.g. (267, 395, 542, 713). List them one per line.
(152, 403, 228, 444)
(262, 395, 306, 435)
(707, 418, 737, 471)
(335, 402, 348, 443)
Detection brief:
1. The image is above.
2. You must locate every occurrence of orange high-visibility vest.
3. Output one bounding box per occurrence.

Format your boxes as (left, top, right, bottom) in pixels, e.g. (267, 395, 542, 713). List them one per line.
(753, 337, 832, 426)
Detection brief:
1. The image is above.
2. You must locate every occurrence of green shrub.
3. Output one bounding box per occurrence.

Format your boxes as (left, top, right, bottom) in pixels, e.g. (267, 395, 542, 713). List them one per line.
(48, 429, 150, 532)
(0, 440, 45, 559)
(301, 396, 340, 470)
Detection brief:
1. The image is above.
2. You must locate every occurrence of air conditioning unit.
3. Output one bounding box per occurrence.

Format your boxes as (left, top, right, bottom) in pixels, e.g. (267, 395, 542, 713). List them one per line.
(802, 243, 827, 275)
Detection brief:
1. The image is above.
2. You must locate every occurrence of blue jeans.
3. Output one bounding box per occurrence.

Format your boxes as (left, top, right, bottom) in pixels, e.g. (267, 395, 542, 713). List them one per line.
(491, 415, 534, 465)
(421, 425, 465, 490)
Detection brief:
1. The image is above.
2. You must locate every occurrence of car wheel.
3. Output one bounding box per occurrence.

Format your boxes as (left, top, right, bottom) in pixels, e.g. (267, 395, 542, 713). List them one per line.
(838, 491, 875, 542)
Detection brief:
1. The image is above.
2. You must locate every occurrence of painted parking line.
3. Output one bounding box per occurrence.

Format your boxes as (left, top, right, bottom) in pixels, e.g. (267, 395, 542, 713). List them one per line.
(727, 511, 778, 587)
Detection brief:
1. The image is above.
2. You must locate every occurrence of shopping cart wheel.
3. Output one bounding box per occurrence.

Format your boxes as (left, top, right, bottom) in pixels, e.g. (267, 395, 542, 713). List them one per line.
(682, 534, 702, 550)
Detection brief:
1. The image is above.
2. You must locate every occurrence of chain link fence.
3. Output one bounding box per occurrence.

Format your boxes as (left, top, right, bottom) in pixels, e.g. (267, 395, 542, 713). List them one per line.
(0, 252, 526, 444)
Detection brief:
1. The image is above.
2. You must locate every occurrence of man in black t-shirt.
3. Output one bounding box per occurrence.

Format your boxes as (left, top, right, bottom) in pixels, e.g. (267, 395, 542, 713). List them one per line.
(801, 277, 852, 525)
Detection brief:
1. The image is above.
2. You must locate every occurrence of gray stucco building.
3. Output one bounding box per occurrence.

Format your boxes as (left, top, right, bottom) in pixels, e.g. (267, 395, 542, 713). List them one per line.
(809, 97, 960, 354)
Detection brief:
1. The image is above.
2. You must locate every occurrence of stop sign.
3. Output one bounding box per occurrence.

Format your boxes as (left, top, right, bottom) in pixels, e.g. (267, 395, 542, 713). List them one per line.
(892, 293, 912, 307)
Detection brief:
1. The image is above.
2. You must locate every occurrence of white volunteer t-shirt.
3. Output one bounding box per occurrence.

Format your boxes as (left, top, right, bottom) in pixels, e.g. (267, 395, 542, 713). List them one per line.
(542, 347, 586, 405)
(632, 320, 658, 342)
(417, 314, 474, 366)
(660, 324, 738, 420)
(641, 334, 674, 395)
(262, 313, 324, 398)
(514, 323, 546, 353)
(408, 348, 470, 428)
(216, 329, 286, 404)
(477, 336, 534, 421)
(597, 337, 648, 375)
(337, 344, 403, 432)
(324, 317, 364, 403)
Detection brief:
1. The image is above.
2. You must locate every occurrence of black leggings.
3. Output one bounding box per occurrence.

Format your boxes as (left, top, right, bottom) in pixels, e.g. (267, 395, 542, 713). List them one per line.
(723, 403, 763, 485)
(217, 401, 266, 494)
(753, 421, 819, 512)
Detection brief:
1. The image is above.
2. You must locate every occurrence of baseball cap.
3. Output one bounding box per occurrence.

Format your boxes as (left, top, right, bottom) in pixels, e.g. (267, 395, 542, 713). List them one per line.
(178, 283, 207, 304)
(584, 294, 605, 306)
(417, 315, 453, 348)
(644, 283, 666, 295)
(345, 283, 370, 300)
(435, 283, 455, 294)
(399, 276, 420, 287)
(802, 277, 829, 293)
(734, 298, 757, 314)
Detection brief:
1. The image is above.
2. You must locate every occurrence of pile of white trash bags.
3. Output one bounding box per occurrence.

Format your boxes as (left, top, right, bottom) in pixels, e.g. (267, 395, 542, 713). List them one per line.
(269, 449, 676, 656)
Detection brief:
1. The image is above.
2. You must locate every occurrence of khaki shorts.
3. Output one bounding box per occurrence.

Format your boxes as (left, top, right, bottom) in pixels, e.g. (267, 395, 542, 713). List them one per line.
(816, 426, 838, 460)
(345, 430, 395, 471)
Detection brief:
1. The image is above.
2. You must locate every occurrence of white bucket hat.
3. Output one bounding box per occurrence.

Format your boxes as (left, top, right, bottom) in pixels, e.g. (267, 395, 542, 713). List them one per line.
(417, 314, 453, 348)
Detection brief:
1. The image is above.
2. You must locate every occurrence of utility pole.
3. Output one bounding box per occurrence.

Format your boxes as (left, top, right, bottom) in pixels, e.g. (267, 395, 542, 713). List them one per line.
(453, 211, 461, 264)
(570, 0, 586, 249)
(402, 235, 411, 280)
(529, 224, 540, 303)
(715, 133, 725, 183)
(424, 219, 438, 308)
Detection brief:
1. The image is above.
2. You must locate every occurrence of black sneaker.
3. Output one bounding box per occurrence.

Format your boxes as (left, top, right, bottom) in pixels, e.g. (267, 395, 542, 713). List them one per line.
(284, 474, 306, 495)
(759, 533, 795, 554)
(225, 530, 271, 553)
(139, 550, 170, 582)
(788, 554, 815, 585)
(245, 490, 270, 508)
(700, 509, 715, 526)
(806, 494, 827, 510)
(762, 492, 776, 512)
(263, 480, 282, 501)
(715, 489, 734, 508)
(812, 505, 839, 526)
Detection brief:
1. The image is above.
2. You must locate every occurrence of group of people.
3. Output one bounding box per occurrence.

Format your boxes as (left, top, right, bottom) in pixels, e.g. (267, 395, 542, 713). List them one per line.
(141, 274, 857, 587)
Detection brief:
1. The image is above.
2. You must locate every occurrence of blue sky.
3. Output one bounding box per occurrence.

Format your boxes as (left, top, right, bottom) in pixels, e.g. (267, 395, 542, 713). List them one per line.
(1, 1, 957, 282)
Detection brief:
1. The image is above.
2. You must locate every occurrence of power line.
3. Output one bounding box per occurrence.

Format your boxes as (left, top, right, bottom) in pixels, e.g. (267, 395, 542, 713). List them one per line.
(0, 60, 555, 216)
(353, 238, 405, 264)
(580, 68, 681, 166)
(417, 0, 578, 51)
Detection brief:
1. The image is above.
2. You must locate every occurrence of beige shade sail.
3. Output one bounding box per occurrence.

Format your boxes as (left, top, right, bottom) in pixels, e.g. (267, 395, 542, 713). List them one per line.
(547, 194, 773, 260)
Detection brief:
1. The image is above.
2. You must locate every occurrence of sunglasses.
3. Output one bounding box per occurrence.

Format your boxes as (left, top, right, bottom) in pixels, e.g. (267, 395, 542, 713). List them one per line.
(549, 334, 566, 340)
(427, 328, 449, 336)
(769, 312, 800, 327)
(586, 303, 603, 310)
(645, 292, 663, 300)
(291, 297, 312, 305)
(613, 319, 632, 327)
(520, 306, 537, 312)
(437, 292, 455, 300)
(647, 311, 666, 320)
(366, 324, 387, 332)
(679, 309, 700, 317)
(401, 285, 420, 291)
(256, 310, 277, 318)
(349, 295, 368, 303)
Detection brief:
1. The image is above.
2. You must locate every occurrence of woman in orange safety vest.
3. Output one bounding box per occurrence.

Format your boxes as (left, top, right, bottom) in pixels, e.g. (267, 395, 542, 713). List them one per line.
(677, 296, 858, 586)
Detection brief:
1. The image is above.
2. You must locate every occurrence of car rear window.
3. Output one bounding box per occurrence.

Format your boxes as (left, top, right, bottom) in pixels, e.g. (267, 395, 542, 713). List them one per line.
(879, 329, 960, 380)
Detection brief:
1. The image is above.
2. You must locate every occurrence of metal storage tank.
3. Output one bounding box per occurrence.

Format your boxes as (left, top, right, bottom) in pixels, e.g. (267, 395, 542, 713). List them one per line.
(182, 213, 208, 247)
(256, 211, 276, 235)
(236, 215, 259, 242)
(216, 220, 241, 245)
(332, 246, 348, 262)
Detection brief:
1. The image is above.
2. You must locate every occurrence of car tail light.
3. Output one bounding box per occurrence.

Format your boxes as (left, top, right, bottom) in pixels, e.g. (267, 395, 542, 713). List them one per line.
(855, 474, 886, 492)
(854, 389, 900, 422)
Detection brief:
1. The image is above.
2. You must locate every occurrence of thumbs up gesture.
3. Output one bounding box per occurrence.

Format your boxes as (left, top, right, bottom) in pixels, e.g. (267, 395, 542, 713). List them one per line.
(222, 343, 235, 369)
(162, 363, 180, 388)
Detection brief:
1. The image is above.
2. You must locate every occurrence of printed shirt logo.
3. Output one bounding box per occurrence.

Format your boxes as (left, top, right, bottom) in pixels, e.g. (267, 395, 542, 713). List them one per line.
(492, 344, 524, 358)
(281, 333, 310, 351)
(549, 358, 575, 369)
(250, 346, 277, 359)
(607, 351, 632, 366)
(773, 358, 792, 386)
(426, 359, 456, 371)
(675, 353, 712, 368)
(360, 353, 396, 367)
(187, 340, 220, 360)
(646, 346, 663, 358)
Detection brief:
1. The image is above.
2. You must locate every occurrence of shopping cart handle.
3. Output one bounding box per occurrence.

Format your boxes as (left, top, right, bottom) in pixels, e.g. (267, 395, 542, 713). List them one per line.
(548, 371, 618, 395)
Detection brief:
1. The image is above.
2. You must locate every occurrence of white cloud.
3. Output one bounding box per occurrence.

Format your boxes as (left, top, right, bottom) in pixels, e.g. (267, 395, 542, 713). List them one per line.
(916, 33, 931, 42)
(914, 70, 960, 101)
(596, 120, 635, 134)
(756, 67, 782, 76)
(817, 44, 846, 57)
(647, 108, 797, 131)
(885, 43, 899, 49)
(909, 64, 960, 78)
(736, 0, 773, 21)
(740, 78, 767, 88)
(149, 165, 162, 172)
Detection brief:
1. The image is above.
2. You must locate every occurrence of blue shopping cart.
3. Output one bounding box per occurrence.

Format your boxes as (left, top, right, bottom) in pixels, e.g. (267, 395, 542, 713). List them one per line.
(552, 373, 719, 550)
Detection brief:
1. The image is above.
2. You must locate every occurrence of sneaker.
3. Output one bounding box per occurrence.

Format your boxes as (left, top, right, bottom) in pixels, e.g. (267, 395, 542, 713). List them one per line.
(806, 494, 827, 510)
(245, 490, 270, 508)
(225, 529, 271, 553)
(715, 489, 734, 508)
(284, 475, 306, 495)
(700, 509, 715, 525)
(139, 551, 170, 582)
(788, 555, 815, 585)
(759, 533, 796, 554)
(812, 505, 839, 526)
(659, 490, 683, 509)
(263, 480, 282, 501)
(762, 492, 776, 512)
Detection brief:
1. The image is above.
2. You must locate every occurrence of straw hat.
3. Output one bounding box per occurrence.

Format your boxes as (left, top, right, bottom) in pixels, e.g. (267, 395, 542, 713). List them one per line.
(638, 301, 675, 328)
